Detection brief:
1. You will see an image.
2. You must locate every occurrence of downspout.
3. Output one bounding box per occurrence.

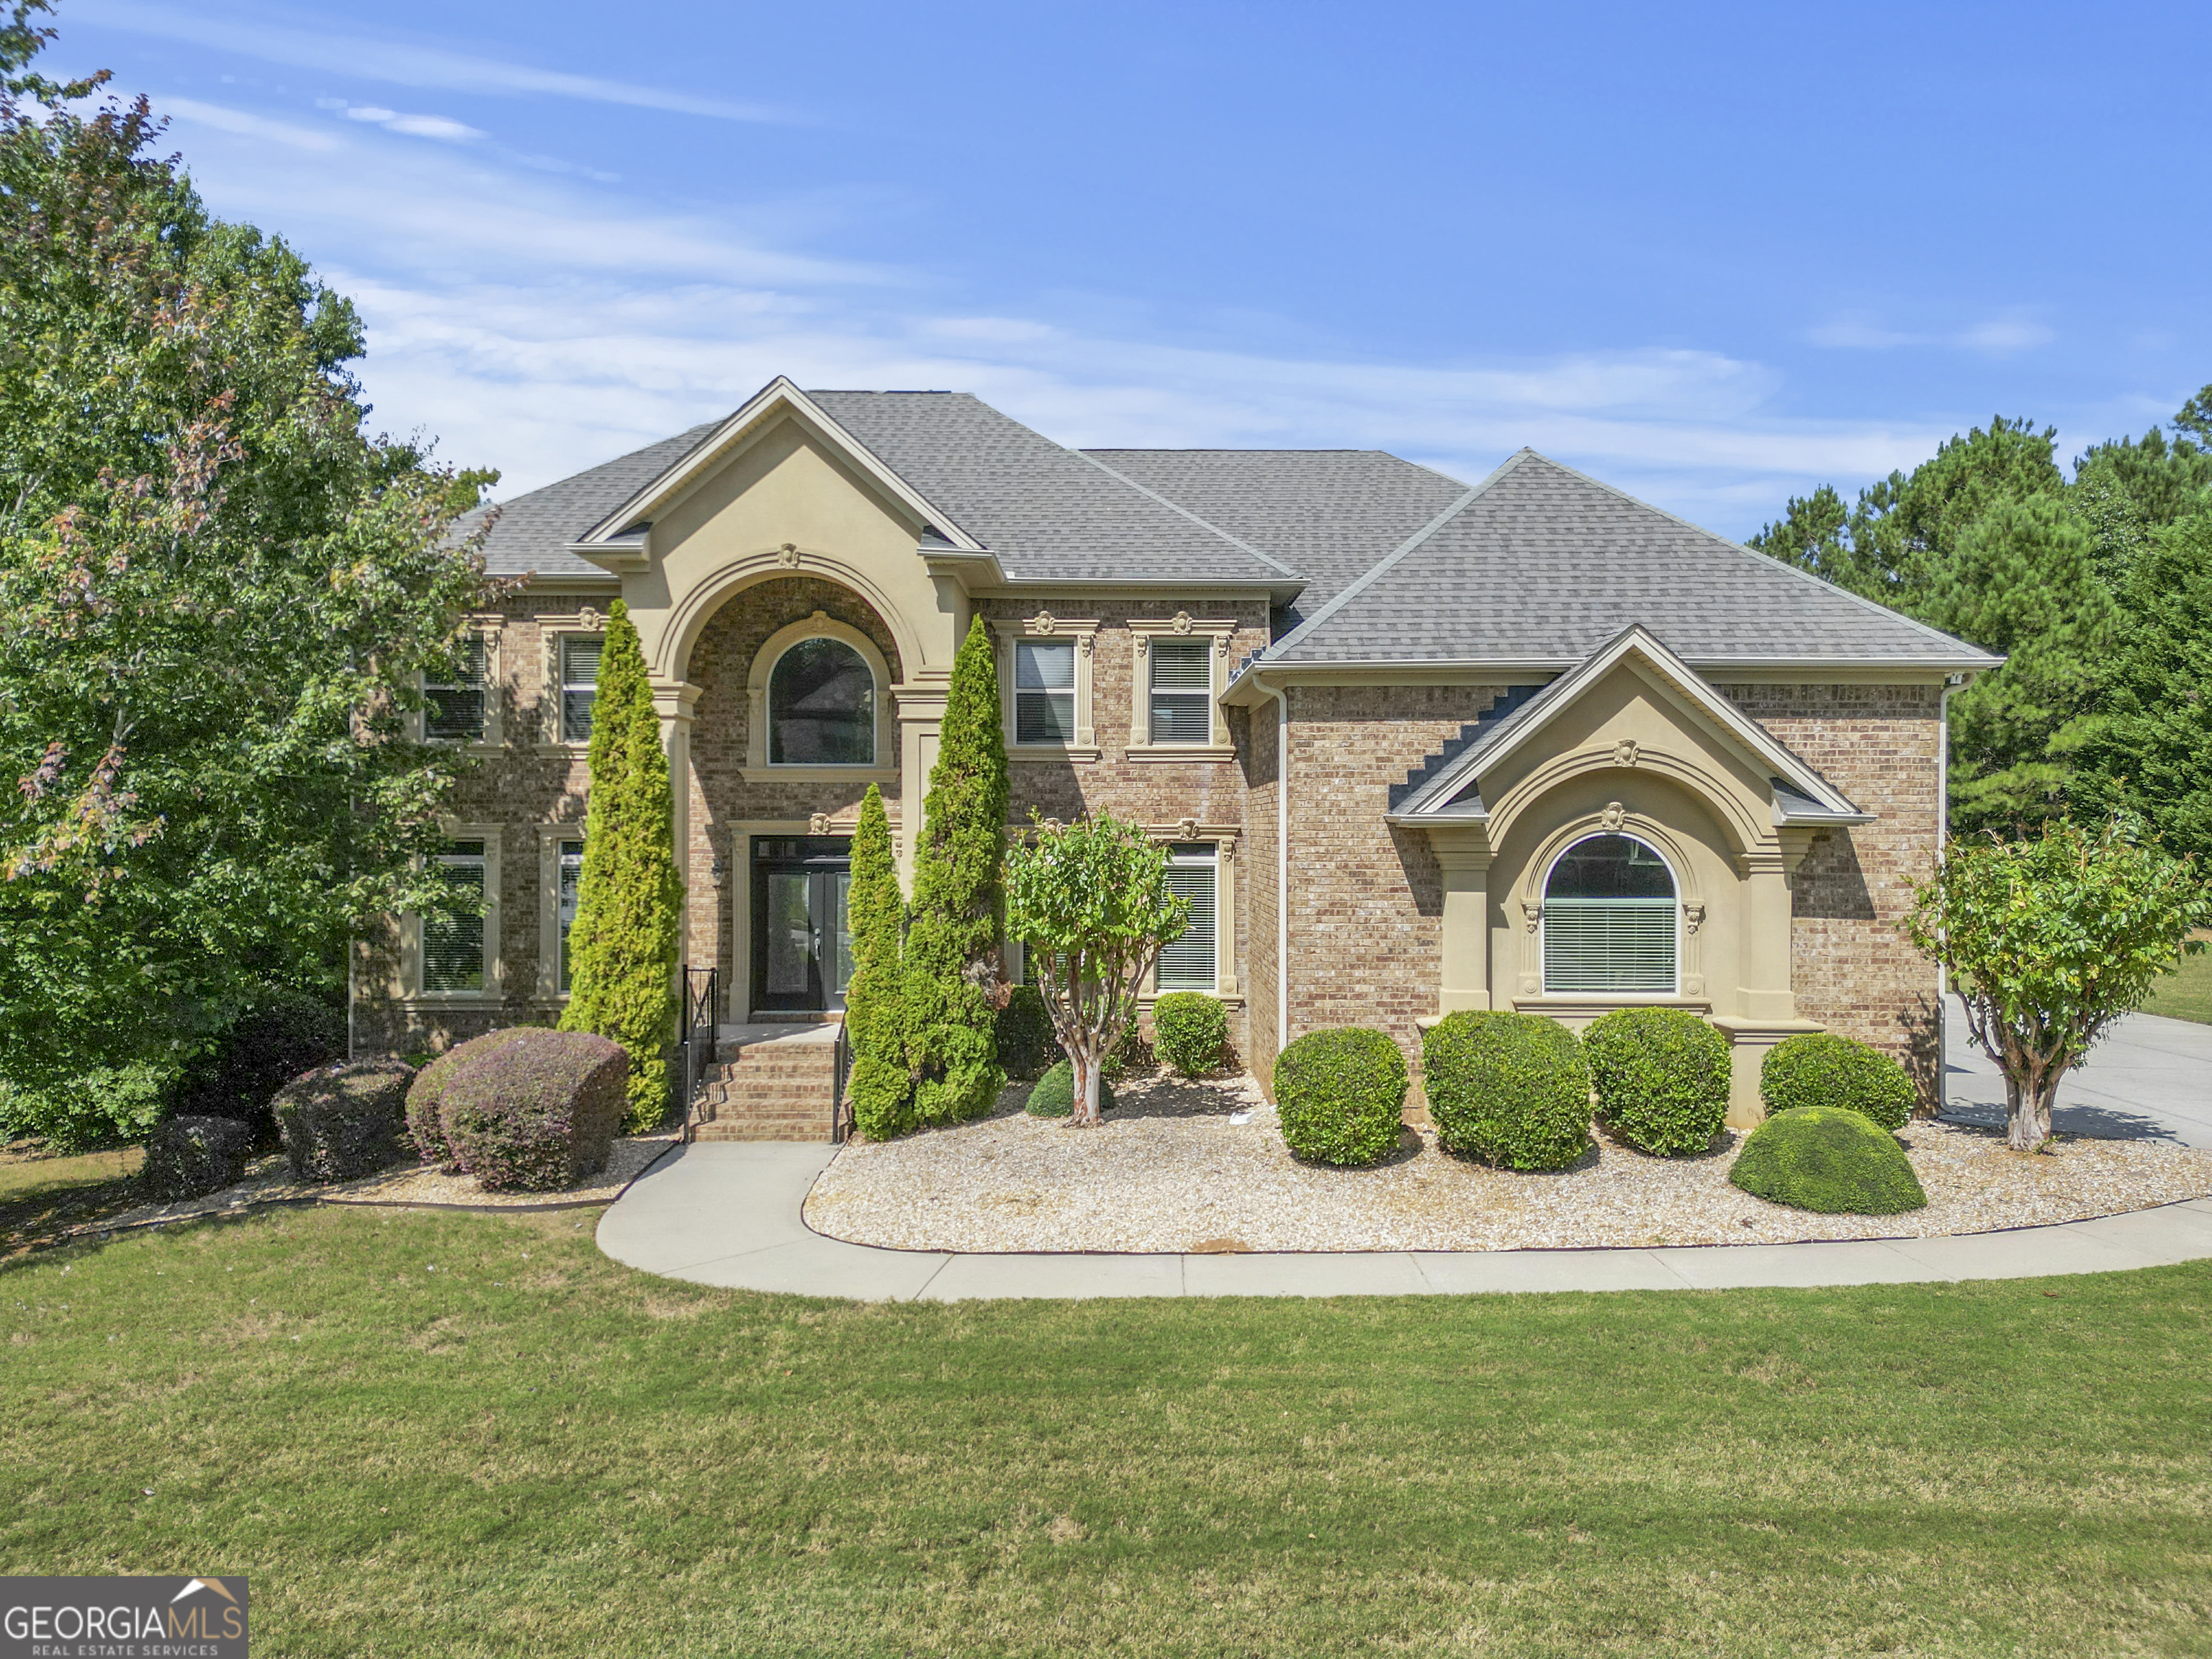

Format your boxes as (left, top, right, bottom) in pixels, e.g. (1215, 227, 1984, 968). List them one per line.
(1249, 673, 1290, 1061)
(1935, 673, 1963, 1103)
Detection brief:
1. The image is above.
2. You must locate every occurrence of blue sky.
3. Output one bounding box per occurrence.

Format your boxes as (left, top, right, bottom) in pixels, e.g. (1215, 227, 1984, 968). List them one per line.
(50, 0, 2212, 535)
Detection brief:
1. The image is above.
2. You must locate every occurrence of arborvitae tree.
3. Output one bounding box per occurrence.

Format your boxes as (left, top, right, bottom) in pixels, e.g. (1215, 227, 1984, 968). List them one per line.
(900, 615, 1009, 1125)
(559, 599, 683, 1131)
(1917, 496, 2116, 835)
(2092, 508, 2212, 860)
(843, 783, 913, 1138)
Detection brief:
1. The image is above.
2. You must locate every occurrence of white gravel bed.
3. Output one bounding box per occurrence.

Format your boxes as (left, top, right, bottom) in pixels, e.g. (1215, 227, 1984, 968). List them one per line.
(802, 1074, 2212, 1253)
(105, 1132, 678, 1230)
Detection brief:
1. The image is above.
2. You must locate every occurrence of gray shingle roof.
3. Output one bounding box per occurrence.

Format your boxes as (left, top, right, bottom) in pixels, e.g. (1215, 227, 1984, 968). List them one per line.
(461, 422, 719, 580)
(806, 392, 1294, 586)
(1253, 449, 2000, 670)
(1077, 449, 1467, 619)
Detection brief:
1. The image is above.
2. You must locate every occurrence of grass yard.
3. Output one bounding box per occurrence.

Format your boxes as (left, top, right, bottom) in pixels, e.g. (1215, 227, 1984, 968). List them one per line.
(4, 1206, 2211, 1658)
(2144, 940, 2212, 1025)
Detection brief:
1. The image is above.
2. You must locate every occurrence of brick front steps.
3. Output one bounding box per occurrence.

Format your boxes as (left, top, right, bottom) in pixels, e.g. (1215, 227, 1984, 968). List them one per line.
(687, 1023, 841, 1143)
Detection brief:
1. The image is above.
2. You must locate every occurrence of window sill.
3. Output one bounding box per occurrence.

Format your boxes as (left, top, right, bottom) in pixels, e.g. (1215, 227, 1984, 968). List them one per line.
(1125, 744, 1236, 763)
(534, 741, 594, 757)
(404, 992, 507, 1007)
(737, 765, 899, 783)
(1510, 994, 1711, 1020)
(1139, 988, 1244, 1006)
(1009, 745, 1101, 764)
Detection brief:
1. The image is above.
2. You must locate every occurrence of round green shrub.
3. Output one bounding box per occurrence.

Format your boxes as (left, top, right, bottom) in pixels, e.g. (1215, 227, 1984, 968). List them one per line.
(1761, 1032, 1915, 1132)
(1422, 1011, 1593, 1170)
(1730, 1103, 1928, 1214)
(1273, 1028, 1408, 1166)
(274, 1060, 416, 1183)
(1583, 1007, 1730, 1157)
(440, 1030, 629, 1191)
(1152, 992, 1228, 1076)
(1025, 1058, 1118, 1118)
(405, 1028, 538, 1169)
(170, 987, 346, 1147)
(994, 984, 1058, 1080)
(140, 1115, 255, 1201)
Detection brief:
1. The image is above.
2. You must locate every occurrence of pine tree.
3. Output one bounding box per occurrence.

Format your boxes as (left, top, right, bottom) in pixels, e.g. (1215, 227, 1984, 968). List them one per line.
(843, 783, 913, 1138)
(901, 615, 1009, 1125)
(559, 600, 683, 1130)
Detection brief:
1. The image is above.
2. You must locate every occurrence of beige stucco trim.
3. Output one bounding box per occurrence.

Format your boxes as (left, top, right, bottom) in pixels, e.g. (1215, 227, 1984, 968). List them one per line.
(399, 821, 504, 1006)
(534, 604, 609, 753)
(414, 613, 507, 752)
(1133, 822, 1241, 1002)
(743, 609, 899, 774)
(988, 612, 1099, 757)
(1127, 613, 1236, 752)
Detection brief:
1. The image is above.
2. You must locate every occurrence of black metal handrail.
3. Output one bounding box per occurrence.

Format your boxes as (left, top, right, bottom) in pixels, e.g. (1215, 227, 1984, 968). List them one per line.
(677, 963, 720, 1136)
(831, 1016, 853, 1143)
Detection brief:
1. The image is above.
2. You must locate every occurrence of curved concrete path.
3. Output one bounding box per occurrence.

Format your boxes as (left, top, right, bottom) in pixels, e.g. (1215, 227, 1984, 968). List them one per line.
(598, 1004, 2212, 1300)
(598, 1143, 2212, 1301)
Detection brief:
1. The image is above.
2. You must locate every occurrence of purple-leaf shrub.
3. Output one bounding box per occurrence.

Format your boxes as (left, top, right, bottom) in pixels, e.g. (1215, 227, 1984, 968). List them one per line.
(438, 1030, 629, 1192)
(273, 1060, 416, 1183)
(140, 1115, 256, 1201)
(405, 1028, 539, 1171)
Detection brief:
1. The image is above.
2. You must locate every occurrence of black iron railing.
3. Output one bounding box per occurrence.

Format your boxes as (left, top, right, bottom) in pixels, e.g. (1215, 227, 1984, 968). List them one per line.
(677, 964, 720, 1136)
(831, 1017, 853, 1143)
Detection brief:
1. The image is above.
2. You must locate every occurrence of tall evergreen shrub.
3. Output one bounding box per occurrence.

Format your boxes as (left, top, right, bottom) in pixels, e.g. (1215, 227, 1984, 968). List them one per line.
(901, 616, 1010, 1125)
(844, 784, 914, 1138)
(559, 601, 683, 1132)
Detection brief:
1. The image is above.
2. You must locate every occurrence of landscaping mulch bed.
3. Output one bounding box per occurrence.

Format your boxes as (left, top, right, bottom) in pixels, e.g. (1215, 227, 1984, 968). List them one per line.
(802, 1073, 2212, 1253)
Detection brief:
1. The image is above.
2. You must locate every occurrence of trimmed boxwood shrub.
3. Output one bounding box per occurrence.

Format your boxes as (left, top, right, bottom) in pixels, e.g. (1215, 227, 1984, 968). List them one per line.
(274, 1060, 416, 1182)
(1153, 992, 1228, 1077)
(439, 1030, 628, 1191)
(1762, 1032, 1915, 1132)
(1273, 1028, 1407, 1166)
(141, 1115, 255, 1201)
(1583, 1007, 1730, 1157)
(1730, 1103, 1928, 1213)
(994, 984, 1058, 1081)
(1025, 1058, 1118, 1118)
(1423, 1011, 1593, 1170)
(405, 1028, 539, 1169)
(169, 987, 346, 1146)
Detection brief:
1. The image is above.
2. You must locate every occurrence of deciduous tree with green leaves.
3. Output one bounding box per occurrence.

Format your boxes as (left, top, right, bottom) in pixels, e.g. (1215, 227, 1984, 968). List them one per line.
(1005, 813, 1190, 1128)
(0, 5, 500, 1144)
(558, 601, 683, 1132)
(1906, 816, 2212, 1151)
(899, 616, 1010, 1126)
(842, 783, 912, 1139)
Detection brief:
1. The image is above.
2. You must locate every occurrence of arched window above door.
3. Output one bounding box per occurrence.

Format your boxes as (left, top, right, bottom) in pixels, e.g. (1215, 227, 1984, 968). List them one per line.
(768, 636, 875, 765)
(1541, 833, 1678, 994)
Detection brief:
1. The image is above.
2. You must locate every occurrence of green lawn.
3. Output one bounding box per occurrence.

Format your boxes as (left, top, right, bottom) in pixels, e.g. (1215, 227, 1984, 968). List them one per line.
(2145, 941, 2212, 1025)
(5, 1206, 2211, 1658)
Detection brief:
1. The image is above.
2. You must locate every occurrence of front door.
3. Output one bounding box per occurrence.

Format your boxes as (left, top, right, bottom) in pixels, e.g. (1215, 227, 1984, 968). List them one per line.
(751, 837, 853, 1015)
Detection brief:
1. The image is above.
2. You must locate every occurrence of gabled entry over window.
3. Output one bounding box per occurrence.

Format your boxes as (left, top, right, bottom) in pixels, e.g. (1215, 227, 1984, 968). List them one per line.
(1542, 834, 1677, 994)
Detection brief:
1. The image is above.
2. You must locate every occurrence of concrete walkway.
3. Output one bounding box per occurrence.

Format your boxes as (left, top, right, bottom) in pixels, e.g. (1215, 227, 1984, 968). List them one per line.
(596, 1003, 2212, 1300)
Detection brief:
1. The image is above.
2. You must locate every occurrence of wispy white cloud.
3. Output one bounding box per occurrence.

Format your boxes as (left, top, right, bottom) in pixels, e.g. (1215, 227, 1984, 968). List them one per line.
(1808, 309, 2054, 354)
(75, 0, 789, 123)
(343, 105, 483, 142)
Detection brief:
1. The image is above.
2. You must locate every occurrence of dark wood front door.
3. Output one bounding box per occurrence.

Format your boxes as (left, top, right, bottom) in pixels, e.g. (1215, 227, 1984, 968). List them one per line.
(750, 837, 853, 1015)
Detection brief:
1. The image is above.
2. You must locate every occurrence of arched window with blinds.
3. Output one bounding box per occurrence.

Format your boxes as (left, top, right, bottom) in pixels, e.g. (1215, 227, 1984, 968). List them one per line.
(1540, 834, 1678, 995)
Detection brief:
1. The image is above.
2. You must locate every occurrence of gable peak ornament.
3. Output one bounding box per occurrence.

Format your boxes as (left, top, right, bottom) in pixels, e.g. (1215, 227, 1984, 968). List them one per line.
(1614, 739, 1639, 768)
(777, 542, 801, 568)
(1601, 801, 1627, 832)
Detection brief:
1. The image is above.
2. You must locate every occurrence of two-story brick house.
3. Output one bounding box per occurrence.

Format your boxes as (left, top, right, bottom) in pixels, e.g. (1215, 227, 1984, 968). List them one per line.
(353, 377, 1995, 1129)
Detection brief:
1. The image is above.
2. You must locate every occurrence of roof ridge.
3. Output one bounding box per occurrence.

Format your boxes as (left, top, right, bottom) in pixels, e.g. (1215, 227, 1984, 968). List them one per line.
(1248, 449, 1534, 668)
(1507, 449, 1995, 664)
(1076, 451, 1300, 578)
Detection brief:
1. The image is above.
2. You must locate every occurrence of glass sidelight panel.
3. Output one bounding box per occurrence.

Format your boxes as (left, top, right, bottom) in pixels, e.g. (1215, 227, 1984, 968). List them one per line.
(763, 871, 813, 998)
(829, 871, 854, 999)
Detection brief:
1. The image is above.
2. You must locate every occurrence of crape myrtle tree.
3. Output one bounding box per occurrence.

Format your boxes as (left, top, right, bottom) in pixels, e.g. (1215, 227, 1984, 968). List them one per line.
(0, 4, 501, 1145)
(559, 601, 683, 1133)
(1907, 816, 2212, 1152)
(842, 783, 912, 1139)
(899, 616, 1010, 1126)
(1005, 812, 1190, 1128)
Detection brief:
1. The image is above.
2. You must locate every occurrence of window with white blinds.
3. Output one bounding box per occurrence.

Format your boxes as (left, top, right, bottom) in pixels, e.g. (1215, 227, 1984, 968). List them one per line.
(1014, 640, 1075, 743)
(426, 632, 485, 741)
(423, 840, 487, 994)
(1156, 843, 1217, 991)
(1148, 639, 1212, 745)
(560, 637, 602, 742)
(1540, 834, 1677, 995)
(557, 839, 583, 993)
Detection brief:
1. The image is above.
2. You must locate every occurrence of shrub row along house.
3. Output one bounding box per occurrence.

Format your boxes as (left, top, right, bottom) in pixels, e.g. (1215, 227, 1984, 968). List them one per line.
(354, 377, 1995, 1133)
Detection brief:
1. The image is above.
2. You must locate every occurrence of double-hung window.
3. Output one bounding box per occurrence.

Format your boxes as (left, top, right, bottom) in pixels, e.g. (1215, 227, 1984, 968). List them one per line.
(560, 637, 602, 742)
(1015, 640, 1076, 744)
(1156, 843, 1218, 992)
(423, 840, 487, 994)
(1148, 639, 1213, 745)
(557, 838, 584, 993)
(426, 633, 486, 742)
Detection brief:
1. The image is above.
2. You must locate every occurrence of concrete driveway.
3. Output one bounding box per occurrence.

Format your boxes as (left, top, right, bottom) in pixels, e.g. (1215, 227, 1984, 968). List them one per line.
(1943, 996, 2212, 1148)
